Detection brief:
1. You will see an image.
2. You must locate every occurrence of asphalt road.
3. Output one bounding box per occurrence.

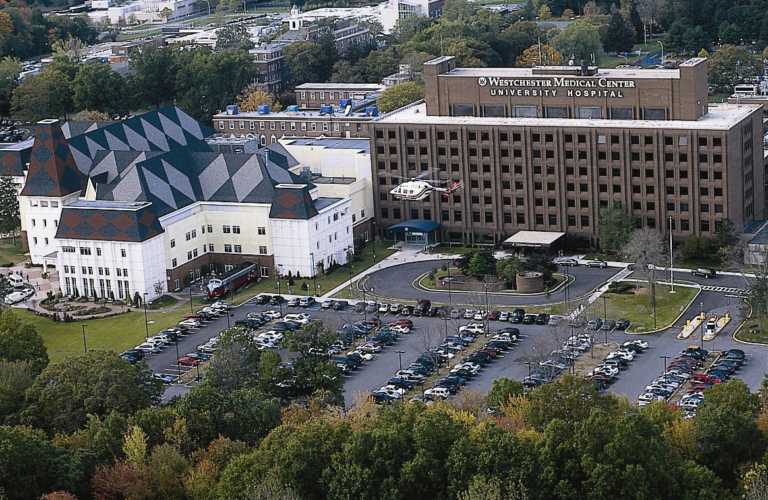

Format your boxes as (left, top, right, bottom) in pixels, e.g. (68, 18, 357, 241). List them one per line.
(141, 267, 767, 408)
(363, 260, 616, 307)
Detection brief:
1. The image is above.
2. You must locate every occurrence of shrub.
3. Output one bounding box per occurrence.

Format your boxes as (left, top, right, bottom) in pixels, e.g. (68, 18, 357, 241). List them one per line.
(607, 281, 635, 294)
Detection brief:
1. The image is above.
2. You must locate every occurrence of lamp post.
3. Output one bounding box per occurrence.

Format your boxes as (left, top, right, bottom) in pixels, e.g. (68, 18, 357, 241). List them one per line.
(175, 336, 181, 381)
(657, 41, 664, 65)
(347, 245, 354, 297)
(395, 349, 405, 372)
(204, 0, 210, 15)
(362, 286, 367, 322)
(669, 216, 675, 293)
(484, 282, 490, 337)
(277, 280, 283, 317)
(700, 301, 704, 350)
(143, 292, 149, 341)
(524, 361, 533, 378)
(660, 355, 670, 383)
(310, 252, 317, 296)
(82, 323, 88, 353)
(189, 285, 193, 314)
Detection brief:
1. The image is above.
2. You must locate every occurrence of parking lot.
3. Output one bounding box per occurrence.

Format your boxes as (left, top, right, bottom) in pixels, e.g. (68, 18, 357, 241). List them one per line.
(135, 276, 768, 408)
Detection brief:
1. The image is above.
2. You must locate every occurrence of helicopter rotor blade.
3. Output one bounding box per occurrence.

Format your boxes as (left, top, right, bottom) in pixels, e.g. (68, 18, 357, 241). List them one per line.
(415, 169, 437, 179)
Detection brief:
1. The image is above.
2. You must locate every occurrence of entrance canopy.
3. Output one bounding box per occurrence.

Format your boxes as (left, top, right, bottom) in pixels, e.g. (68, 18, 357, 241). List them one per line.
(386, 219, 440, 233)
(502, 231, 565, 248)
(386, 219, 440, 245)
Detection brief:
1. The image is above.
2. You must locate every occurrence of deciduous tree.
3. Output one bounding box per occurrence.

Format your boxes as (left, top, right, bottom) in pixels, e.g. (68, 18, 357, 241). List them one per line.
(376, 82, 425, 113)
(598, 202, 635, 252)
(549, 20, 601, 61)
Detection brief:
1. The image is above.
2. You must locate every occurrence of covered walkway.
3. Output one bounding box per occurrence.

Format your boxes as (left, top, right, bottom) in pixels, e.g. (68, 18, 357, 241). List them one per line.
(386, 219, 440, 245)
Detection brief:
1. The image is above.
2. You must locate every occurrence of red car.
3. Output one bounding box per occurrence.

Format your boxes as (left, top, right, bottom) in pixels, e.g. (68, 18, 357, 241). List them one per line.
(177, 357, 199, 366)
(692, 374, 722, 384)
(389, 319, 413, 328)
(488, 311, 501, 321)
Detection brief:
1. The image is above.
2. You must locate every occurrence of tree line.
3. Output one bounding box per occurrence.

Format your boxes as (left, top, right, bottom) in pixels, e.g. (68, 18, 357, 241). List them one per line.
(3, 41, 258, 124)
(3, 306, 768, 499)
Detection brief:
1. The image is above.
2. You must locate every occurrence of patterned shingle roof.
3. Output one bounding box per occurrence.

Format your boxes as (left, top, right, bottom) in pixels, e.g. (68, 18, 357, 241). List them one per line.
(0, 138, 33, 176)
(55, 201, 164, 242)
(66, 106, 215, 175)
(20, 120, 84, 197)
(97, 148, 319, 219)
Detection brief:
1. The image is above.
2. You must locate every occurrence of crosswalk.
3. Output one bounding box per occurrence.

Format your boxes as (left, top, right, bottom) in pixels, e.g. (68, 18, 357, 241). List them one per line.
(700, 285, 744, 294)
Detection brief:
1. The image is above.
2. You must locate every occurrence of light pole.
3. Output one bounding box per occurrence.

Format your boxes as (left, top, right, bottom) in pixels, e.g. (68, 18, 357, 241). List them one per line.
(362, 286, 367, 322)
(143, 292, 149, 341)
(395, 350, 405, 372)
(660, 355, 670, 383)
(347, 245, 354, 297)
(657, 41, 664, 65)
(277, 264, 283, 317)
(310, 252, 317, 296)
(82, 323, 88, 353)
(189, 285, 193, 314)
(700, 301, 704, 350)
(204, 0, 211, 15)
(669, 216, 675, 293)
(524, 361, 533, 378)
(175, 336, 181, 381)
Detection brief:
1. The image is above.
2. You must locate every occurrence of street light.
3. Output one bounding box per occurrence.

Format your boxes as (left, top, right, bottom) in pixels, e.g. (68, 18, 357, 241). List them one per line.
(82, 323, 88, 353)
(660, 355, 670, 383)
(310, 252, 317, 297)
(669, 216, 675, 293)
(524, 361, 533, 378)
(143, 292, 149, 341)
(203, 0, 211, 15)
(189, 285, 193, 314)
(347, 245, 354, 296)
(700, 301, 704, 350)
(175, 335, 181, 381)
(395, 350, 405, 372)
(657, 41, 664, 65)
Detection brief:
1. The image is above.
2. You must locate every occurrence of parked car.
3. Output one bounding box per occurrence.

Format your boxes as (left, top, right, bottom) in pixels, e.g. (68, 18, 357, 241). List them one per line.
(510, 309, 525, 323)
(587, 318, 603, 330)
(691, 268, 716, 278)
(179, 319, 201, 328)
(321, 299, 334, 309)
(286, 297, 300, 307)
(499, 311, 510, 322)
(176, 356, 199, 366)
(602, 320, 617, 331)
(616, 319, 631, 330)
(536, 313, 550, 325)
(522, 314, 537, 325)
(153, 372, 175, 384)
(255, 295, 271, 305)
(556, 258, 579, 266)
(587, 260, 608, 268)
(299, 297, 316, 307)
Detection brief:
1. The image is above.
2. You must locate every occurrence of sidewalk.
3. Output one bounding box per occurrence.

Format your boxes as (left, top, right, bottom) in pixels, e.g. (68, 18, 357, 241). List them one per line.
(322, 243, 454, 298)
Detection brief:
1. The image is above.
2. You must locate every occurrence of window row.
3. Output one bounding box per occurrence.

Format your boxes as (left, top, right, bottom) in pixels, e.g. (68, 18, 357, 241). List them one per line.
(29, 219, 58, 229)
(63, 277, 131, 300)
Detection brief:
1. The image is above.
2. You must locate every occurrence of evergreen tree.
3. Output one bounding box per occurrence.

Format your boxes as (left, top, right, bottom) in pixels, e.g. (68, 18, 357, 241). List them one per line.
(602, 11, 636, 54)
(0, 171, 19, 246)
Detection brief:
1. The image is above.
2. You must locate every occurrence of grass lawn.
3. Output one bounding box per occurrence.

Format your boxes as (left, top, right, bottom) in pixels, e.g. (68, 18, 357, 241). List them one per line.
(19, 307, 191, 363)
(0, 243, 27, 265)
(434, 244, 474, 255)
(216, 240, 396, 298)
(709, 93, 730, 103)
(583, 284, 697, 333)
(147, 295, 179, 310)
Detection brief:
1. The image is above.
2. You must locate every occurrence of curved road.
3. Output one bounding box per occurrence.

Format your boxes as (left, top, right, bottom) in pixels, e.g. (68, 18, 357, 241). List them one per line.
(361, 260, 619, 307)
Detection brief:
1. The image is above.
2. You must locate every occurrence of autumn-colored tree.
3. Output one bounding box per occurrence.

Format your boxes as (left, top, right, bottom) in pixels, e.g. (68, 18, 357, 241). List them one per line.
(91, 460, 153, 500)
(236, 84, 282, 112)
(40, 493, 78, 500)
(662, 417, 699, 464)
(562, 8, 575, 18)
(0, 12, 14, 42)
(538, 5, 552, 20)
(515, 44, 563, 67)
(583, 0, 601, 15)
(71, 110, 112, 122)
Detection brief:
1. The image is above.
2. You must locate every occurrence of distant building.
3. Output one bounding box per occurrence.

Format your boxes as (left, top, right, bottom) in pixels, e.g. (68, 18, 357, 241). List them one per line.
(276, 6, 372, 55)
(295, 83, 384, 109)
(250, 43, 293, 95)
(382, 64, 415, 87)
(379, 0, 445, 33)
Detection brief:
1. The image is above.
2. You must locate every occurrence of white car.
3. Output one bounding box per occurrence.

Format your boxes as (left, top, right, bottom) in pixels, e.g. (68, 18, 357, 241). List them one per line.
(607, 350, 634, 361)
(390, 303, 403, 314)
(383, 384, 407, 395)
(646, 383, 675, 393)
(263, 309, 282, 319)
(463, 309, 476, 319)
(459, 324, 484, 335)
(200, 307, 220, 317)
(492, 334, 514, 343)
(135, 342, 161, 354)
(358, 343, 382, 353)
(349, 350, 374, 361)
(197, 343, 217, 353)
(4, 291, 28, 304)
(321, 300, 334, 309)
(379, 303, 390, 313)
(473, 311, 487, 321)
(390, 325, 410, 334)
(424, 387, 451, 399)
(377, 386, 403, 398)
(499, 311, 510, 322)
(396, 370, 425, 382)
(626, 339, 649, 349)
(590, 365, 618, 377)
(284, 313, 310, 325)
(179, 319, 201, 328)
(638, 393, 665, 403)
(452, 362, 480, 375)
(258, 332, 283, 343)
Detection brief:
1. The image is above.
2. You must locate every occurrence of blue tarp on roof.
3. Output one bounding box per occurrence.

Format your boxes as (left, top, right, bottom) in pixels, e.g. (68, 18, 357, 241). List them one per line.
(386, 219, 440, 233)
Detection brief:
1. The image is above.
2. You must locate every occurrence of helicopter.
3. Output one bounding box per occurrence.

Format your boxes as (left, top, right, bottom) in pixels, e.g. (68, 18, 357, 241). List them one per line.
(388, 172, 461, 201)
